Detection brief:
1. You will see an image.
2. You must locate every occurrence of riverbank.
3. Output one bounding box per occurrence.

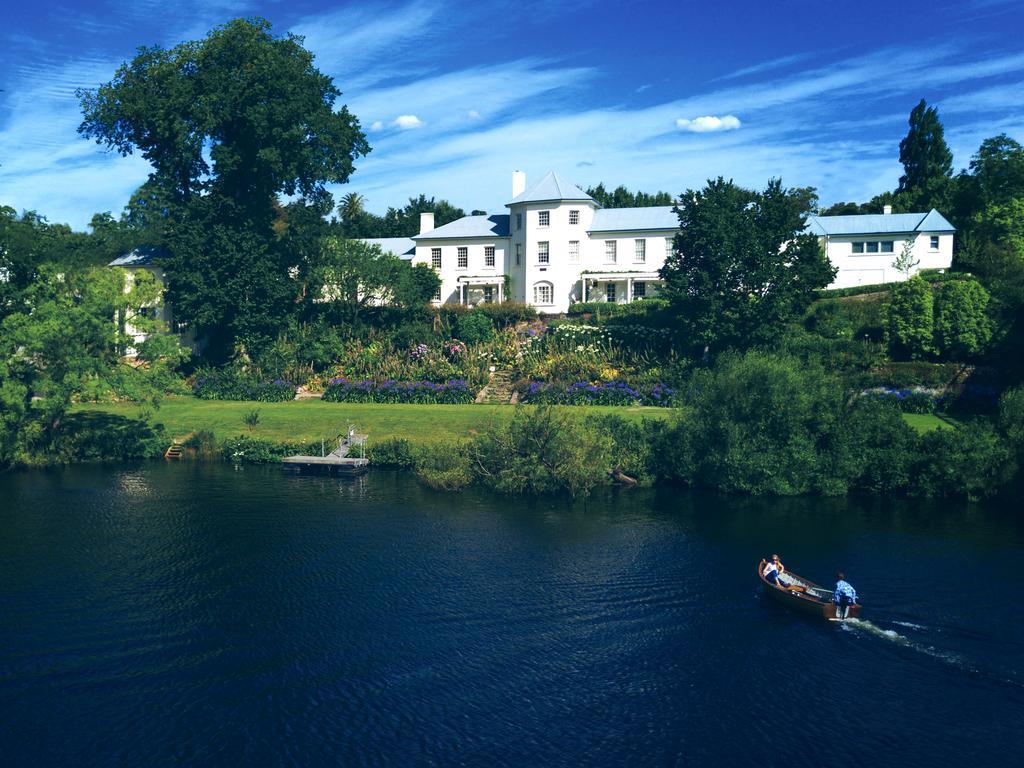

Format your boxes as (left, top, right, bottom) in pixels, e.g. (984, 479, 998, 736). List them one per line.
(71, 398, 675, 445)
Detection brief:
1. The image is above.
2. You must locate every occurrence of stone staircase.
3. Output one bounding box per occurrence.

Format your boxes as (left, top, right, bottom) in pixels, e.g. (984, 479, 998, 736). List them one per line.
(476, 369, 518, 404)
(164, 441, 185, 460)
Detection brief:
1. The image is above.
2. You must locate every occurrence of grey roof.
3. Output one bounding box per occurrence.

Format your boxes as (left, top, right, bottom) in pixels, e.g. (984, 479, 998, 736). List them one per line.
(363, 237, 415, 260)
(805, 209, 955, 236)
(507, 171, 595, 206)
(589, 206, 678, 232)
(108, 245, 168, 267)
(413, 214, 510, 240)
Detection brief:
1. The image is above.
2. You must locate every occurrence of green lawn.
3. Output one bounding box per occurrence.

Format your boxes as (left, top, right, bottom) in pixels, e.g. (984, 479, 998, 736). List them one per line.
(902, 413, 961, 433)
(72, 398, 674, 445)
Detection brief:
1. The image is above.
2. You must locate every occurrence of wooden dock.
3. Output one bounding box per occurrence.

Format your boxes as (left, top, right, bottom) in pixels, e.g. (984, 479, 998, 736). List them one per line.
(282, 427, 370, 476)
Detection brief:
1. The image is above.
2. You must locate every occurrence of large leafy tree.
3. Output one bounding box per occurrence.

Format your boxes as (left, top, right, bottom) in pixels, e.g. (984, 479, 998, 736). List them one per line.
(77, 18, 370, 359)
(897, 99, 953, 210)
(659, 177, 835, 353)
(338, 194, 466, 238)
(585, 183, 673, 208)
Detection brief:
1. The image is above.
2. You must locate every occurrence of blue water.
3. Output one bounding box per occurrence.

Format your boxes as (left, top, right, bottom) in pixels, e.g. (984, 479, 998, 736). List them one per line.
(1, 464, 1022, 766)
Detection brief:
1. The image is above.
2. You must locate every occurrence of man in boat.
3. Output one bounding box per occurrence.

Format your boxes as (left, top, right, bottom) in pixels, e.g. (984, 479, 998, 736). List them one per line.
(834, 572, 857, 619)
(763, 554, 787, 588)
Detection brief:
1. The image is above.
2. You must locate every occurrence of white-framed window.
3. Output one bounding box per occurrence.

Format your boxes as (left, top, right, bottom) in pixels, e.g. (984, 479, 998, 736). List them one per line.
(538, 211, 550, 227)
(569, 209, 580, 225)
(851, 241, 895, 254)
(568, 240, 580, 263)
(431, 248, 441, 269)
(457, 247, 468, 269)
(635, 238, 646, 263)
(432, 287, 441, 301)
(516, 213, 522, 230)
(515, 243, 522, 265)
(533, 281, 553, 305)
(485, 246, 495, 267)
(605, 240, 617, 263)
(606, 283, 616, 302)
(634, 281, 646, 299)
(666, 237, 673, 259)
(538, 241, 549, 264)
(930, 235, 940, 250)
(483, 286, 494, 303)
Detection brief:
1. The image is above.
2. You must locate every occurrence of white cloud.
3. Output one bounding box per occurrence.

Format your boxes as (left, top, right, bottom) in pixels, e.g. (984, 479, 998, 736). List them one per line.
(369, 120, 384, 132)
(392, 114, 423, 129)
(467, 109, 481, 120)
(675, 115, 742, 132)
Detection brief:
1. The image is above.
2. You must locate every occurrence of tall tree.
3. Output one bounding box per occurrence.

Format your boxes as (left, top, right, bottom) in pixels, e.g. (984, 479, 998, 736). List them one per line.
(77, 18, 370, 359)
(585, 182, 673, 208)
(897, 99, 953, 210)
(659, 177, 835, 353)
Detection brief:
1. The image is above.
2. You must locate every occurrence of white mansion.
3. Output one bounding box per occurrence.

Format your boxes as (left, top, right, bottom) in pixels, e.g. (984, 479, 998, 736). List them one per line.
(368, 170, 955, 313)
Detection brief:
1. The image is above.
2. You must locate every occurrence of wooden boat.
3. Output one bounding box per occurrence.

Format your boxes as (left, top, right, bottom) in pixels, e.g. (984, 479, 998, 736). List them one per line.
(757, 559, 861, 620)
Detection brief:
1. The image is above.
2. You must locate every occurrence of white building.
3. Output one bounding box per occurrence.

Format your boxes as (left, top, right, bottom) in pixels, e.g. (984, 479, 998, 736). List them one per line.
(805, 206, 954, 289)
(404, 171, 677, 314)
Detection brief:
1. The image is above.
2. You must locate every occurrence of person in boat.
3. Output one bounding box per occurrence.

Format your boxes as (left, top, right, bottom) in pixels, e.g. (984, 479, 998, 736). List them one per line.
(763, 554, 787, 588)
(834, 572, 857, 619)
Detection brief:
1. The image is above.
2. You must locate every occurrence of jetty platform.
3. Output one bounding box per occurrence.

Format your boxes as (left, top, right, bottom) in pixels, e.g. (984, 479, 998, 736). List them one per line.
(283, 428, 370, 476)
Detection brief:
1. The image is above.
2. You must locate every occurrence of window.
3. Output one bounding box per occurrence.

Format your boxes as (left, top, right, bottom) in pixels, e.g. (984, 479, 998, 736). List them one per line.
(635, 238, 646, 263)
(538, 211, 550, 227)
(538, 241, 549, 264)
(568, 240, 580, 263)
(606, 283, 616, 303)
(485, 246, 495, 267)
(634, 281, 646, 299)
(533, 282, 553, 305)
(457, 247, 468, 269)
(866, 242, 879, 253)
(852, 240, 895, 254)
(515, 243, 522, 266)
(852, 242, 864, 254)
(432, 287, 441, 301)
(930, 235, 940, 250)
(881, 241, 894, 253)
(483, 286, 494, 304)
(666, 237, 674, 259)
(605, 240, 617, 263)
(431, 247, 442, 269)
(516, 213, 522, 230)
(569, 210, 580, 225)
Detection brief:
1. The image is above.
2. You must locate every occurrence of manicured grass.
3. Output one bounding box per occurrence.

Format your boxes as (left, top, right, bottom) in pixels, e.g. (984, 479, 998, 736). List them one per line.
(72, 397, 674, 445)
(902, 413, 961, 433)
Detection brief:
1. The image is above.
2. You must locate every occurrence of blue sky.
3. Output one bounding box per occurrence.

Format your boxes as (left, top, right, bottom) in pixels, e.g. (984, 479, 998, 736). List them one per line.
(2, 0, 1024, 229)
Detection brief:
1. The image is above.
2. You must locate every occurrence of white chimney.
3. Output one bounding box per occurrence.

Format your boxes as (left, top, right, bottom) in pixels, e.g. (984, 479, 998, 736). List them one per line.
(883, 204, 892, 215)
(419, 211, 434, 234)
(512, 170, 527, 198)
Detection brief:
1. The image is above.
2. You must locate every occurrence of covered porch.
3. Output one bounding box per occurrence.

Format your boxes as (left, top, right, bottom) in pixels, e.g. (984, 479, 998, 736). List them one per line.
(580, 272, 662, 304)
(456, 275, 505, 306)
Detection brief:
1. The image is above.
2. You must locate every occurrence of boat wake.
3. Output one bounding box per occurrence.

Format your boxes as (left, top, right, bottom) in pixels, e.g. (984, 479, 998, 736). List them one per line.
(840, 618, 1024, 690)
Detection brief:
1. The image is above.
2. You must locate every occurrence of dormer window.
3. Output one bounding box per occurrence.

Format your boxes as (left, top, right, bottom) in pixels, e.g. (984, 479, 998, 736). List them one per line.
(538, 211, 550, 227)
(569, 210, 580, 225)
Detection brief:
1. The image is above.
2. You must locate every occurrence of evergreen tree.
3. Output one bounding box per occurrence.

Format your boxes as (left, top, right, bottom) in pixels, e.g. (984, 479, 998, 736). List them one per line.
(897, 99, 953, 210)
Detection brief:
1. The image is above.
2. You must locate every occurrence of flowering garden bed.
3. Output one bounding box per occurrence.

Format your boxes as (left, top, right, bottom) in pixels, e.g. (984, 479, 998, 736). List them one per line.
(321, 378, 474, 404)
(519, 380, 678, 407)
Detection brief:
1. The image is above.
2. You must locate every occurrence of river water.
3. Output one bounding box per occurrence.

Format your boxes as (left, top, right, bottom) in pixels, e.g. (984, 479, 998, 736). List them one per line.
(1, 463, 1022, 766)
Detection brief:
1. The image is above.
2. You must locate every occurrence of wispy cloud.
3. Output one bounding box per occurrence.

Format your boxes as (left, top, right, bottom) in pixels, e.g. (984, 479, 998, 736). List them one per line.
(716, 52, 814, 81)
(676, 115, 741, 132)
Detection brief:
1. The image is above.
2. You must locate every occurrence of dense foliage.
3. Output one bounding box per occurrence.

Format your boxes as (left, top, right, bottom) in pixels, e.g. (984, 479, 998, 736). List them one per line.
(192, 368, 296, 402)
(322, 378, 474, 404)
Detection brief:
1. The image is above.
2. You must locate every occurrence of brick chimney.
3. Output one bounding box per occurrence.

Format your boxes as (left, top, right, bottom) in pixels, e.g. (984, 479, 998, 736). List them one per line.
(512, 170, 527, 198)
(419, 212, 434, 234)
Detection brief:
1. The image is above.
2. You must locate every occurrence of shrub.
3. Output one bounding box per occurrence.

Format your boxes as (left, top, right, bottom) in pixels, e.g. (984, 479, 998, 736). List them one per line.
(368, 437, 416, 468)
(220, 435, 319, 463)
(55, 413, 167, 463)
(414, 440, 473, 490)
(933, 279, 992, 360)
(321, 378, 475, 404)
(657, 351, 846, 495)
(520, 380, 677, 406)
(861, 388, 942, 414)
(913, 421, 1014, 499)
(837, 398, 918, 493)
(192, 367, 295, 402)
(470, 405, 615, 496)
(998, 386, 1024, 460)
(456, 311, 495, 344)
(885, 276, 935, 359)
(473, 302, 537, 328)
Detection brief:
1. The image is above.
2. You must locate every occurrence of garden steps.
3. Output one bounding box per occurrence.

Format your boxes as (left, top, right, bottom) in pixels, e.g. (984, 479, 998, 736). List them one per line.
(164, 433, 194, 460)
(477, 369, 516, 404)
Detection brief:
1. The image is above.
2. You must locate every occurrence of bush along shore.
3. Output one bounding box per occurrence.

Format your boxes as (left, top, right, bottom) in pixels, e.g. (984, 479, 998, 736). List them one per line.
(57, 351, 1024, 502)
